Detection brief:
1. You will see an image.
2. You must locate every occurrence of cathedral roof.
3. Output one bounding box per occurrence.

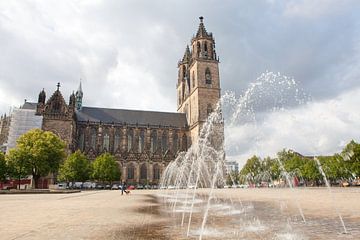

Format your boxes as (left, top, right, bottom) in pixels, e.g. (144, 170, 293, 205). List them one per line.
(76, 107, 188, 128)
(21, 102, 37, 110)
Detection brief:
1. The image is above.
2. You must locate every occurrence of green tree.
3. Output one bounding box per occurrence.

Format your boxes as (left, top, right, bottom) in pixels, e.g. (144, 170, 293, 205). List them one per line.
(302, 159, 321, 185)
(226, 170, 239, 186)
(240, 155, 262, 184)
(318, 155, 350, 183)
(7, 129, 66, 188)
(0, 152, 7, 182)
(6, 149, 31, 189)
(58, 150, 92, 183)
(341, 140, 360, 177)
(92, 153, 120, 183)
(262, 156, 281, 181)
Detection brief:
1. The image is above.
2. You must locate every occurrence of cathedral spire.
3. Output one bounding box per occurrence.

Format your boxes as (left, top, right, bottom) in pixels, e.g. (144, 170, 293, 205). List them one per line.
(75, 81, 83, 110)
(182, 45, 191, 63)
(195, 16, 211, 38)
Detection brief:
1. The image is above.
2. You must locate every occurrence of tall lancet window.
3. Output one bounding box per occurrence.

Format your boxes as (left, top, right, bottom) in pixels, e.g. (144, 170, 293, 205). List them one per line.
(103, 131, 110, 151)
(90, 128, 97, 150)
(150, 130, 157, 153)
(138, 129, 145, 153)
(204, 42, 208, 57)
(182, 134, 188, 151)
(114, 129, 121, 152)
(197, 42, 201, 57)
(172, 132, 178, 153)
(79, 132, 85, 151)
(161, 131, 168, 153)
(127, 129, 133, 151)
(205, 68, 212, 85)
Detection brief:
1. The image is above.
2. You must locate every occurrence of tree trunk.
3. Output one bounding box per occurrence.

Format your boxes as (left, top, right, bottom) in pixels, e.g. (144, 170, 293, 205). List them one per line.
(33, 174, 41, 189)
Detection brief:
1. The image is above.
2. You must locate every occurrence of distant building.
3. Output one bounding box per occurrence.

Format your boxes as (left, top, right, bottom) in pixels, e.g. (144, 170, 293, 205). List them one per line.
(225, 161, 239, 174)
(0, 17, 222, 185)
(6, 102, 42, 153)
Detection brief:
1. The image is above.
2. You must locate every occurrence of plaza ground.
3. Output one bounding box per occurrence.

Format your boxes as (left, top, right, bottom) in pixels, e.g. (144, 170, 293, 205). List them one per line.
(0, 188, 359, 239)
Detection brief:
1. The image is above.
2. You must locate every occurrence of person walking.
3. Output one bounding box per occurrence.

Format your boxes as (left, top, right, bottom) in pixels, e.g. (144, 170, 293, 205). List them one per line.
(121, 181, 127, 195)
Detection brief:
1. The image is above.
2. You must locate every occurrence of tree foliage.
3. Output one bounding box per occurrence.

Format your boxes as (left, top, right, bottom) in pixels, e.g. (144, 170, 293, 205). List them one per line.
(92, 153, 120, 183)
(238, 140, 360, 186)
(58, 150, 92, 182)
(0, 152, 7, 182)
(6, 129, 66, 188)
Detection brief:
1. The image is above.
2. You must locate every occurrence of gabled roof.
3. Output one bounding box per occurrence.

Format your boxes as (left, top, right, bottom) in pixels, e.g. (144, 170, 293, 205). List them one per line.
(76, 106, 188, 128)
(21, 102, 37, 110)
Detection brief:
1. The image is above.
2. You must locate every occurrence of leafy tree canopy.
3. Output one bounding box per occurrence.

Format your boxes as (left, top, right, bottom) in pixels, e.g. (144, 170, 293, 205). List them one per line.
(58, 150, 92, 182)
(0, 152, 7, 181)
(6, 129, 66, 187)
(92, 153, 120, 183)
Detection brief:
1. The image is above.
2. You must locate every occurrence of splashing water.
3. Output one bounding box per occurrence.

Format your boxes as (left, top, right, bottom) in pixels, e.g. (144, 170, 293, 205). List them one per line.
(160, 72, 316, 239)
(314, 157, 348, 234)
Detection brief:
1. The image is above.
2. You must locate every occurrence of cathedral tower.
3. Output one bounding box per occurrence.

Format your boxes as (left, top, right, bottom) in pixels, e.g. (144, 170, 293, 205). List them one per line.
(177, 17, 221, 143)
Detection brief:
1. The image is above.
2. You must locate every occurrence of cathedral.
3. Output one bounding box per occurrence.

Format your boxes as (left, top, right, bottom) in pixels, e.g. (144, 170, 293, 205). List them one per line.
(0, 17, 221, 185)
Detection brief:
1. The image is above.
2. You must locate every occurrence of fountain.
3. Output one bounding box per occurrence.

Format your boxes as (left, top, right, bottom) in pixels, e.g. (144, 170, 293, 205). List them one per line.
(157, 71, 358, 239)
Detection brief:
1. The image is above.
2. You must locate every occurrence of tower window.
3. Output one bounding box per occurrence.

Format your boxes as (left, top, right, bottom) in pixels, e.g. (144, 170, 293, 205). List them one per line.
(197, 42, 201, 57)
(207, 104, 213, 116)
(204, 42, 208, 57)
(205, 68, 212, 85)
(192, 71, 195, 88)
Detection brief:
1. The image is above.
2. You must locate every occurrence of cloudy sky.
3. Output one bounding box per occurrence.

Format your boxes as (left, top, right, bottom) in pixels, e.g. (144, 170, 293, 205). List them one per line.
(1, 0, 360, 161)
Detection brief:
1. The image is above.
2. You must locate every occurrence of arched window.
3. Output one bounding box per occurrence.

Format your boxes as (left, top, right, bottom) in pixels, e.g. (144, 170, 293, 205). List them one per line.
(205, 68, 212, 84)
(114, 129, 121, 152)
(172, 132, 178, 153)
(207, 104, 213, 116)
(150, 130, 157, 153)
(127, 129, 133, 151)
(192, 71, 195, 88)
(182, 134, 188, 151)
(197, 42, 201, 57)
(127, 163, 134, 179)
(103, 131, 110, 151)
(161, 131, 168, 153)
(204, 42, 208, 57)
(90, 128, 97, 150)
(182, 66, 186, 80)
(79, 132, 85, 151)
(138, 129, 145, 153)
(140, 164, 147, 180)
(153, 164, 160, 180)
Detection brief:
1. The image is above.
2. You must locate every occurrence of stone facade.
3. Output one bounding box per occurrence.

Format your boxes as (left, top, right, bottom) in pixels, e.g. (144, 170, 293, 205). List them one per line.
(177, 16, 221, 144)
(1, 17, 222, 185)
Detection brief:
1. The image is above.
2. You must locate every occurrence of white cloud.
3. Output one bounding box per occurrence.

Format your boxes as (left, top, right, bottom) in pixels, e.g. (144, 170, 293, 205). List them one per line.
(283, 0, 355, 19)
(226, 87, 360, 166)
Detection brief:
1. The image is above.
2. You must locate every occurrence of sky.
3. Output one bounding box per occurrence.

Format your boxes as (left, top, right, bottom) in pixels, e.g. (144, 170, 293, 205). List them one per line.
(1, 0, 360, 162)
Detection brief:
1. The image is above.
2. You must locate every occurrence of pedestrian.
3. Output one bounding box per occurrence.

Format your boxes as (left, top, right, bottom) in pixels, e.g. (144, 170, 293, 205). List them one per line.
(121, 181, 127, 195)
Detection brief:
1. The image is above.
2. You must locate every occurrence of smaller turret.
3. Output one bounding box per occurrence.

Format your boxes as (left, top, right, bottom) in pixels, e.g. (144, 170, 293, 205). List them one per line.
(69, 91, 76, 108)
(38, 88, 46, 104)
